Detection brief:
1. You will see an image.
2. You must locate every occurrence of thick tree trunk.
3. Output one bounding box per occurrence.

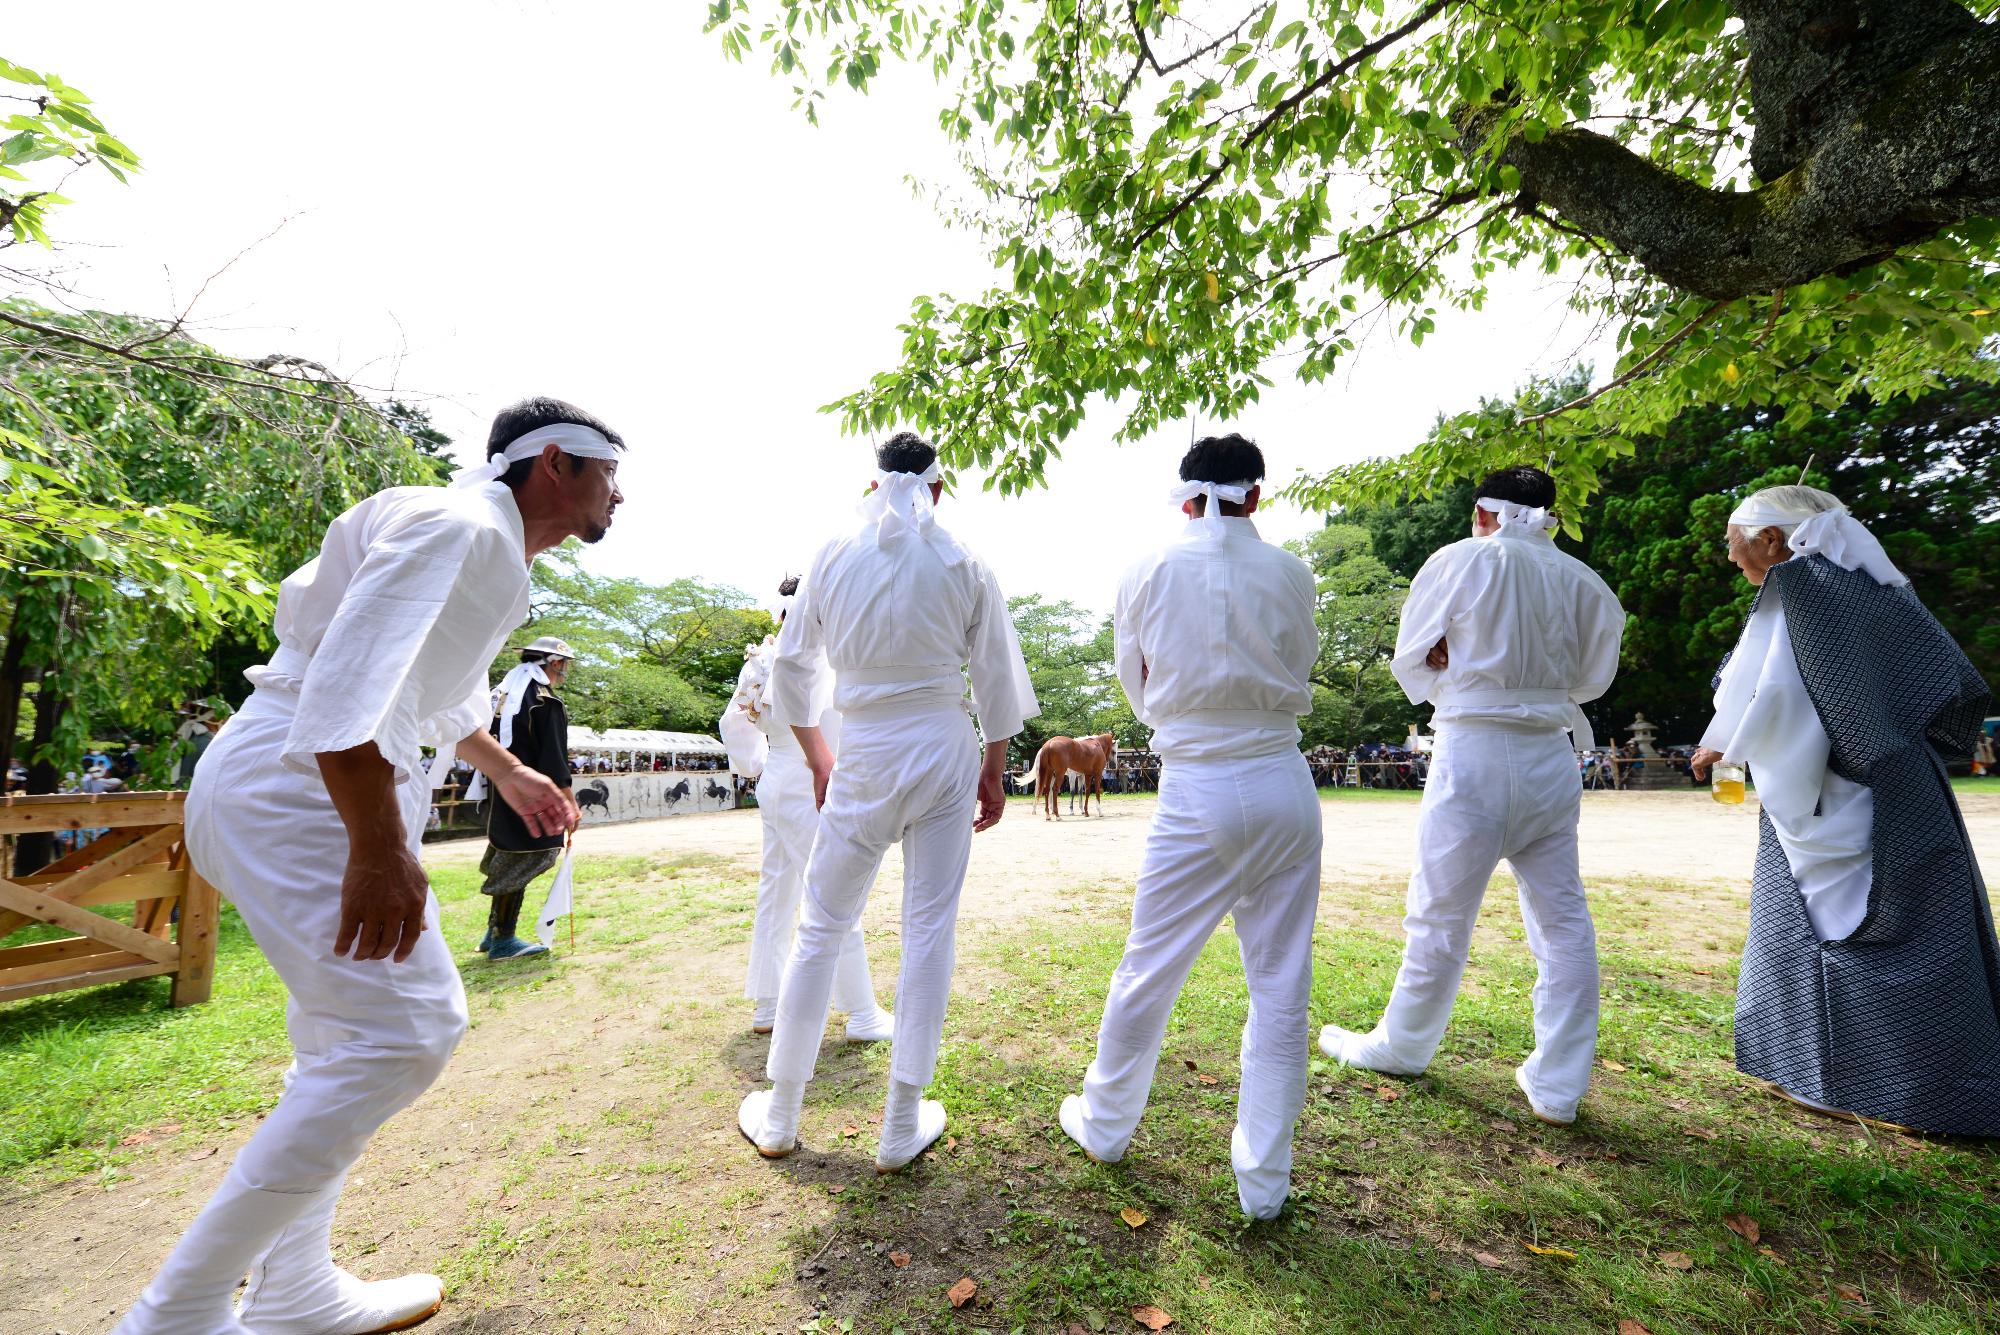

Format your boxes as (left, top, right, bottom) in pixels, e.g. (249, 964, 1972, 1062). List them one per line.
(1462, 1, 2000, 300)
(12, 679, 67, 877)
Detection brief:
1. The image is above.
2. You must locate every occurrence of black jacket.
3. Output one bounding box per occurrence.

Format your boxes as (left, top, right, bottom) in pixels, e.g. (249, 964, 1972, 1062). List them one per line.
(487, 679, 572, 851)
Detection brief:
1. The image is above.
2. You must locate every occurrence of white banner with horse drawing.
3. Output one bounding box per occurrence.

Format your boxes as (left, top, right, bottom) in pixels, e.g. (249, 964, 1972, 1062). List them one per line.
(572, 770, 739, 824)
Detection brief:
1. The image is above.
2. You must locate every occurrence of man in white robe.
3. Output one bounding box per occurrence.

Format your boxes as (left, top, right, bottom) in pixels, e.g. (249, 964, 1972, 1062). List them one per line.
(736, 431, 1037, 1172)
(1320, 466, 1625, 1126)
(1058, 434, 1322, 1220)
(719, 575, 892, 1040)
(116, 399, 624, 1335)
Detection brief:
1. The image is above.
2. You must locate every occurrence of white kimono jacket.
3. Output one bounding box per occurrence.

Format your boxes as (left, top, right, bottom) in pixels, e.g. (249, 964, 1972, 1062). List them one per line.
(772, 514, 1036, 747)
(1113, 516, 1318, 763)
(245, 481, 531, 785)
(1392, 525, 1625, 746)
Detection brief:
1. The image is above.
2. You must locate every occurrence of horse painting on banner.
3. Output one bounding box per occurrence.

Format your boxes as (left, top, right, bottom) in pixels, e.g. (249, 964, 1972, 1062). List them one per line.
(1030, 734, 1117, 820)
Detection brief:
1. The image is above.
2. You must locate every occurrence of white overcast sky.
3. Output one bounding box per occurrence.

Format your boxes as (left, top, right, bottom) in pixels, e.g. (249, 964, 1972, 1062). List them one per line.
(13, 1, 1613, 617)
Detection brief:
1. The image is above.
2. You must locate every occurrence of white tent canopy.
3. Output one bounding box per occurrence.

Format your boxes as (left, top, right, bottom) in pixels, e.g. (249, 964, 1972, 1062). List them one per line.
(568, 728, 727, 757)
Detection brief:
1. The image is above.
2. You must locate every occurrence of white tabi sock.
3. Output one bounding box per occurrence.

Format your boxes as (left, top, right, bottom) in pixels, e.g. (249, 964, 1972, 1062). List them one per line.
(113, 1167, 323, 1335)
(751, 998, 777, 1032)
(738, 1080, 806, 1155)
(875, 1079, 947, 1173)
(236, 1174, 444, 1335)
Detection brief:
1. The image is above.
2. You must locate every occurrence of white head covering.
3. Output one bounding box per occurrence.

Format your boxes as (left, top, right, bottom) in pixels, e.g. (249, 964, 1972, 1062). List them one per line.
(1168, 477, 1257, 539)
(450, 423, 620, 489)
(1476, 496, 1559, 532)
(1728, 486, 1906, 587)
(858, 459, 969, 566)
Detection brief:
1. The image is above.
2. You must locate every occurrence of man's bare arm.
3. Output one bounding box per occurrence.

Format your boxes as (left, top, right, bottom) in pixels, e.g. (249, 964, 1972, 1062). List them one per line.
(458, 728, 575, 836)
(973, 739, 1009, 833)
(320, 743, 429, 963)
(791, 723, 835, 809)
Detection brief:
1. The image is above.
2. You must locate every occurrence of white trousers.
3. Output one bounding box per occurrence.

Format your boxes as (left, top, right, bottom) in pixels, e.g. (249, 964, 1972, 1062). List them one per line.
(1366, 727, 1598, 1118)
(744, 749, 880, 1014)
(117, 692, 468, 1332)
(1070, 750, 1322, 1218)
(767, 705, 977, 1089)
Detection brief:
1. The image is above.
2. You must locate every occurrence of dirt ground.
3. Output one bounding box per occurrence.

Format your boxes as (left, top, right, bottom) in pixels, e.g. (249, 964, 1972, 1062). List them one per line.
(428, 787, 2000, 920)
(7, 790, 1997, 1334)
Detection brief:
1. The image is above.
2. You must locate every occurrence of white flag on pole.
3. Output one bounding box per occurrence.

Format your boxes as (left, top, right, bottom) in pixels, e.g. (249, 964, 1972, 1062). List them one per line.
(535, 836, 574, 949)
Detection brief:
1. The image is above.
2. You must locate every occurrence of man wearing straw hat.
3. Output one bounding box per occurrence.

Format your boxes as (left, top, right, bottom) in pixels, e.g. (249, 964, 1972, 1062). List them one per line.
(116, 397, 622, 1335)
(470, 634, 583, 961)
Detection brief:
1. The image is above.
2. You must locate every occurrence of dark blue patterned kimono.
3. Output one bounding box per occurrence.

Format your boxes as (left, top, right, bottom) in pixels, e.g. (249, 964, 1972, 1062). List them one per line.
(1731, 556, 2000, 1135)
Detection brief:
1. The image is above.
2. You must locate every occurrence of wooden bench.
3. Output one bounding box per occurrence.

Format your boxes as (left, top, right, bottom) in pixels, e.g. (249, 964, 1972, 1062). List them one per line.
(0, 791, 220, 1007)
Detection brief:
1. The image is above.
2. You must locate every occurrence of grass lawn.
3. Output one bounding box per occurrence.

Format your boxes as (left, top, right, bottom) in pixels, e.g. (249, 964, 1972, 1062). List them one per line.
(4, 845, 1997, 1333)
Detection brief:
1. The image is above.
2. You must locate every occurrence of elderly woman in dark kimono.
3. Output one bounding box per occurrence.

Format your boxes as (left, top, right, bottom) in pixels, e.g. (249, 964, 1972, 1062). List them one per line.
(1691, 485, 1998, 1135)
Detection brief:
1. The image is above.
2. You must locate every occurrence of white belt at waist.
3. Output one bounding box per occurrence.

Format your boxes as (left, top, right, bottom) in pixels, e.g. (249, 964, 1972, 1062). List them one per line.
(1160, 708, 1299, 732)
(244, 644, 314, 695)
(246, 644, 461, 790)
(1433, 687, 1593, 749)
(838, 664, 961, 687)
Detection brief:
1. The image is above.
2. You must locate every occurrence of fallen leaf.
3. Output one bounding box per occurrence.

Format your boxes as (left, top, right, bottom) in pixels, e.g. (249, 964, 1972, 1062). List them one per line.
(1473, 1251, 1505, 1268)
(1657, 1251, 1694, 1271)
(1758, 1246, 1785, 1266)
(1426, 1289, 1443, 1302)
(1600, 1059, 1628, 1072)
(1130, 1303, 1174, 1330)
(186, 1146, 218, 1162)
(1834, 1284, 1865, 1303)
(923, 1151, 938, 1162)
(1617, 1322, 1654, 1335)
(1358, 1138, 1380, 1151)
(1680, 1126, 1718, 1141)
(889, 1251, 912, 1268)
(1196, 1074, 1220, 1086)
(1524, 1243, 1576, 1258)
(1119, 1207, 1148, 1229)
(1183, 1059, 1198, 1071)
(119, 1132, 153, 1147)
(1488, 1118, 1515, 1132)
(1066, 1325, 1090, 1335)
(1529, 1147, 1565, 1168)
(1722, 1213, 1761, 1245)
(947, 1136, 958, 1150)
(947, 1277, 978, 1308)
(826, 1185, 846, 1195)
(841, 1124, 861, 1138)
(1374, 1084, 1404, 1102)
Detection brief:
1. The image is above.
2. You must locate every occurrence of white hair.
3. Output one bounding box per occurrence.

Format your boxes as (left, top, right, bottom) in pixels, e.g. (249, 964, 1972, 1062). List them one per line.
(1730, 484, 1844, 539)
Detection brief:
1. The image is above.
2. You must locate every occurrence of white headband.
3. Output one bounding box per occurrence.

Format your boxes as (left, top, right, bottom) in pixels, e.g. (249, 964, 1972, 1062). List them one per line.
(1476, 496, 1559, 532)
(1169, 477, 1257, 539)
(1728, 499, 1907, 586)
(450, 423, 620, 489)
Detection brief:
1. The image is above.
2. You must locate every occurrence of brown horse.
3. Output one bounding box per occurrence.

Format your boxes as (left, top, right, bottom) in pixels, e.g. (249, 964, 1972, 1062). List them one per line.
(1031, 733, 1117, 820)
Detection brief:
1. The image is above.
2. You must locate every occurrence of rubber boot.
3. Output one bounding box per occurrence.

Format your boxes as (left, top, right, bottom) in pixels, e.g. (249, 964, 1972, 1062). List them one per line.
(485, 890, 548, 961)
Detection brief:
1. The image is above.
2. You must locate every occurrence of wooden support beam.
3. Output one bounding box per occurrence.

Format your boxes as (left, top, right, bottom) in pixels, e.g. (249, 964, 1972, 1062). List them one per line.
(0, 959, 171, 1003)
(0, 877, 180, 966)
(170, 872, 220, 1008)
(0, 826, 184, 938)
(0, 935, 123, 971)
(0, 792, 187, 835)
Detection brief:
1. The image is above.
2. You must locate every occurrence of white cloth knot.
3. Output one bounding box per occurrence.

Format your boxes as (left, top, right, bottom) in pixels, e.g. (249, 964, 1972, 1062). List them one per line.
(450, 422, 620, 489)
(464, 660, 550, 801)
(1476, 496, 1559, 532)
(1729, 500, 1906, 587)
(1168, 477, 1256, 538)
(857, 461, 969, 566)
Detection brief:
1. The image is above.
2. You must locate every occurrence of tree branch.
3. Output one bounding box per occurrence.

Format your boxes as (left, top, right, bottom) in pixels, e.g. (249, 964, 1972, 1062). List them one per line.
(1132, 1, 1459, 246)
(1517, 300, 1730, 425)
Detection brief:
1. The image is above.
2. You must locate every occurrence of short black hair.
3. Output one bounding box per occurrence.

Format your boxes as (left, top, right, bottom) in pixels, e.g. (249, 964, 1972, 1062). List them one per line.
(486, 397, 626, 490)
(1178, 433, 1265, 516)
(777, 575, 800, 598)
(876, 431, 937, 476)
(1476, 464, 1557, 511)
